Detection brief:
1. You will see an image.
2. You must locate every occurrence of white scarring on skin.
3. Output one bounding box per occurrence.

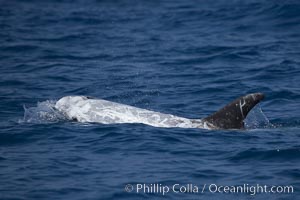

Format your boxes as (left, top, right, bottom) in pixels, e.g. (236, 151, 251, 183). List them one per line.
(251, 94, 255, 100)
(54, 93, 265, 130)
(55, 96, 205, 129)
(239, 98, 246, 118)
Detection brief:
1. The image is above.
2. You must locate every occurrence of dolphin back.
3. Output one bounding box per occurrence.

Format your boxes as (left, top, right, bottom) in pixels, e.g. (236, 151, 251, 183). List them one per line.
(203, 93, 265, 129)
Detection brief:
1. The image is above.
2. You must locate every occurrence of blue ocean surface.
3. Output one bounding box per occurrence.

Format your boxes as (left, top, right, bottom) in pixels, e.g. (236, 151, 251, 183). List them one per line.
(0, 0, 300, 199)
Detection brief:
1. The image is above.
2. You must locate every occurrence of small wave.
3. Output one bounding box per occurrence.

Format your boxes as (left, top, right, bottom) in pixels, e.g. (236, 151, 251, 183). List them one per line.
(230, 148, 300, 162)
(1, 44, 41, 52)
(21, 100, 66, 123)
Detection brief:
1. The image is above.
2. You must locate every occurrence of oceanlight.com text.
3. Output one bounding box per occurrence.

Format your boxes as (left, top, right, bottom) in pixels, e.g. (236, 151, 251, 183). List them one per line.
(124, 183, 294, 196)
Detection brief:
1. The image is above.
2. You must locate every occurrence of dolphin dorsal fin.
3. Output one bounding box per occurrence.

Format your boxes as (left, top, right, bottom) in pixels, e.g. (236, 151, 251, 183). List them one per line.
(203, 93, 265, 129)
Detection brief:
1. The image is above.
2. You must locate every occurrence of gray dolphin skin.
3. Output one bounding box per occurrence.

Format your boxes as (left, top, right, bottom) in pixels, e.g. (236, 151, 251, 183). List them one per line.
(203, 93, 265, 129)
(55, 93, 264, 130)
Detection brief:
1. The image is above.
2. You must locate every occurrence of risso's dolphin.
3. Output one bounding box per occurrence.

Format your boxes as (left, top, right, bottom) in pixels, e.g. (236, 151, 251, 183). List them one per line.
(54, 93, 264, 130)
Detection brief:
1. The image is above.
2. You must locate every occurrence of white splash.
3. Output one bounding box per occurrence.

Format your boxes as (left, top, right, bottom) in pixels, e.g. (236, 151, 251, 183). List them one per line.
(244, 104, 274, 129)
(54, 96, 204, 129)
(22, 100, 66, 123)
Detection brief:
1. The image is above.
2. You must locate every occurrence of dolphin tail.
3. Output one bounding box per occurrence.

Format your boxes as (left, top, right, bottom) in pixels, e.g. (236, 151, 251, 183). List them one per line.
(203, 93, 265, 129)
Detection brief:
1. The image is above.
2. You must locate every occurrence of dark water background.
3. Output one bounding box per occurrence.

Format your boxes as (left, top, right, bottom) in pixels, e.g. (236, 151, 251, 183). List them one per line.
(1, 0, 300, 199)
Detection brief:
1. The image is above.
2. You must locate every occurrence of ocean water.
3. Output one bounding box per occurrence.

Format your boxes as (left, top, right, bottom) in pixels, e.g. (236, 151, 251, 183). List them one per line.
(1, 0, 300, 199)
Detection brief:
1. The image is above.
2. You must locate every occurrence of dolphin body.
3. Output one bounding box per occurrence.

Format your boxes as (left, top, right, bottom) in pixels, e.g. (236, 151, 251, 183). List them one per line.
(55, 93, 264, 130)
